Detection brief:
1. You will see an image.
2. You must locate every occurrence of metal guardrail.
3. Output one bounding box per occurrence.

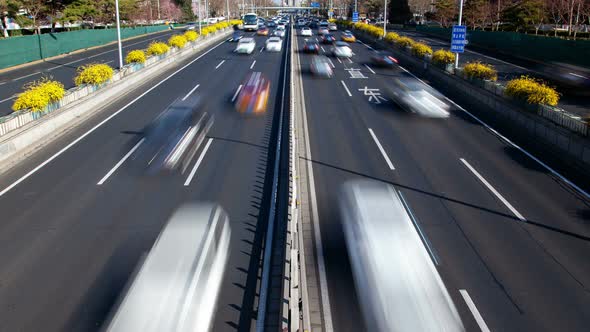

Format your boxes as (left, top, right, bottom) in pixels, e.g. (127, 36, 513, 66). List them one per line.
(539, 105, 589, 136)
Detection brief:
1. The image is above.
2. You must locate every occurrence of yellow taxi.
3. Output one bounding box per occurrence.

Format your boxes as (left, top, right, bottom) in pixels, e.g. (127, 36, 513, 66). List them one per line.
(341, 31, 356, 43)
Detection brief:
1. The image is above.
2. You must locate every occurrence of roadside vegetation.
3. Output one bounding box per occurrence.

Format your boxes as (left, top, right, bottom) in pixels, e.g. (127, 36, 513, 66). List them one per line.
(12, 78, 65, 112)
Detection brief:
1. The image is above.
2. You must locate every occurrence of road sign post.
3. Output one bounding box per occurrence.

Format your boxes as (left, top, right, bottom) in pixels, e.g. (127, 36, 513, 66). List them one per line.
(451, 25, 466, 68)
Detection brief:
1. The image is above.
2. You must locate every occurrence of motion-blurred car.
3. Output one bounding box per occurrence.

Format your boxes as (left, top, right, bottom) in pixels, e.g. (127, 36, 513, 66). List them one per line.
(332, 41, 353, 58)
(300, 27, 313, 36)
(184, 23, 196, 31)
(274, 26, 286, 37)
(310, 55, 334, 78)
(303, 40, 320, 54)
(131, 96, 213, 175)
(265, 37, 283, 52)
(370, 51, 399, 67)
(341, 31, 356, 42)
(339, 180, 465, 332)
(235, 72, 271, 115)
(235, 37, 256, 54)
(321, 33, 336, 44)
(106, 203, 231, 332)
(257, 26, 269, 36)
(267, 21, 277, 27)
(328, 23, 337, 31)
(318, 27, 329, 35)
(386, 76, 450, 118)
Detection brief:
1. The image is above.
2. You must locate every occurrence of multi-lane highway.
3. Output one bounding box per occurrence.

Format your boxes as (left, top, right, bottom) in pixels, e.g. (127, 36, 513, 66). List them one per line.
(0, 29, 179, 116)
(0, 19, 588, 332)
(0, 28, 289, 331)
(294, 28, 590, 331)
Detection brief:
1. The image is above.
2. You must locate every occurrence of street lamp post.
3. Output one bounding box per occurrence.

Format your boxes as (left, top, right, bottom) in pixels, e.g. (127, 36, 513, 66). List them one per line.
(383, 0, 387, 37)
(198, 0, 202, 34)
(455, 0, 464, 69)
(226, 0, 230, 21)
(114, 0, 123, 69)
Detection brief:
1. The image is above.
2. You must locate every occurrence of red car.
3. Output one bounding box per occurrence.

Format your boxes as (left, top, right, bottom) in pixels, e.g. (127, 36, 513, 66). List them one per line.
(235, 72, 271, 115)
(257, 27, 269, 36)
(303, 40, 320, 54)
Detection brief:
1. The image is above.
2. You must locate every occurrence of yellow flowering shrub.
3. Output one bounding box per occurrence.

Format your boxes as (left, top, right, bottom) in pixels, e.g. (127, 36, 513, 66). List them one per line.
(505, 76, 560, 106)
(463, 61, 497, 81)
(384, 32, 400, 44)
(432, 49, 455, 65)
(412, 42, 433, 57)
(229, 19, 242, 26)
(12, 79, 65, 112)
(395, 36, 415, 48)
(328, 18, 337, 23)
(184, 30, 198, 41)
(74, 63, 114, 86)
(125, 50, 146, 64)
(168, 34, 188, 48)
(201, 26, 213, 36)
(147, 42, 170, 56)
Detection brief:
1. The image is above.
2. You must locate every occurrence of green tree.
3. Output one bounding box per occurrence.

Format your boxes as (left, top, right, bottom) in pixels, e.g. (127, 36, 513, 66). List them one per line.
(502, 0, 546, 33)
(63, 0, 98, 25)
(434, 0, 456, 27)
(389, 0, 412, 24)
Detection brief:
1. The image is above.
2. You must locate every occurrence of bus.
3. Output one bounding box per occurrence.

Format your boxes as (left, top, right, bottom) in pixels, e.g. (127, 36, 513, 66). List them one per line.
(243, 12, 258, 31)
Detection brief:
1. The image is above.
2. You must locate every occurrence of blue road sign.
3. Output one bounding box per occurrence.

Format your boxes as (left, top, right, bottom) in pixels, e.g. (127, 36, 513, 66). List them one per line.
(311, 2, 320, 8)
(451, 25, 467, 53)
(352, 12, 359, 23)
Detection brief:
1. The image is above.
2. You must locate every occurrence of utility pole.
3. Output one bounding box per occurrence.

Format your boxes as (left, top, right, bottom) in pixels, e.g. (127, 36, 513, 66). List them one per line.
(383, 0, 387, 37)
(114, 0, 123, 69)
(198, 0, 202, 33)
(454, 0, 464, 69)
(226, 0, 230, 21)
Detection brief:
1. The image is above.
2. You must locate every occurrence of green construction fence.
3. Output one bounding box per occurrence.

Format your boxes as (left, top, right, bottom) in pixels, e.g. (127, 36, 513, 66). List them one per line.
(0, 25, 169, 70)
(416, 26, 590, 68)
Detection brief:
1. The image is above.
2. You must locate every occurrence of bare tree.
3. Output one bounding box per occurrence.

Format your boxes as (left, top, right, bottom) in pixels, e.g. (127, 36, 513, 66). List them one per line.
(408, 0, 431, 23)
(19, 0, 47, 33)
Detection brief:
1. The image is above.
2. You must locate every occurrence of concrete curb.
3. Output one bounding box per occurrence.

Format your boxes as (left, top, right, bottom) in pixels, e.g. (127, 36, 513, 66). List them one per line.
(0, 29, 232, 174)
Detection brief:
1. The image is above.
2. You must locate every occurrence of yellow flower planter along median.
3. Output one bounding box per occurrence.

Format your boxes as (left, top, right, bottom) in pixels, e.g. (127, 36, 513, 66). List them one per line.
(147, 42, 170, 56)
(125, 50, 146, 64)
(412, 43, 433, 57)
(505, 76, 560, 106)
(168, 35, 188, 49)
(184, 30, 199, 42)
(432, 49, 455, 65)
(463, 61, 498, 81)
(12, 79, 66, 112)
(74, 63, 114, 86)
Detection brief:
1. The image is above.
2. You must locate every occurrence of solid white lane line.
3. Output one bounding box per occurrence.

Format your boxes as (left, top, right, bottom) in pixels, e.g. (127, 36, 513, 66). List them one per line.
(250, 60, 256, 69)
(320, 46, 326, 52)
(369, 128, 395, 170)
(340, 80, 352, 97)
(337, 57, 342, 63)
(181, 83, 200, 101)
(459, 290, 491, 332)
(460, 158, 525, 221)
(0, 95, 16, 104)
(260, 47, 264, 52)
(231, 84, 243, 102)
(364, 64, 376, 74)
(97, 138, 145, 185)
(215, 60, 225, 69)
(397, 62, 589, 200)
(10, 71, 41, 82)
(184, 138, 213, 186)
(0, 38, 227, 198)
(327, 58, 335, 68)
(295, 34, 334, 331)
(358, 40, 374, 50)
(347, 58, 353, 64)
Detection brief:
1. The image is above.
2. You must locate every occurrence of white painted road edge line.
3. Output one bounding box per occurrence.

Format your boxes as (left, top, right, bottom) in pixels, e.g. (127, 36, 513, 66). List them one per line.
(364, 64, 376, 74)
(398, 62, 590, 200)
(231, 84, 243, 102)
(184, 138, 213, 186)
(296, 34, 335, 332)
(459, 289, 491, 332)
(327, 58, 335, 68)
(460, 158, 526, 221)
(0, 95, 16, 104)
(337, 57, 342, 63)
(358, 40, 374, 50)
(250, 60, 256, 69)
(340, 80, 352, 97)
(0, 38, 228, 198)
(97, 138, 145, 185)
(398, 190, 439, 265)
(181, 83, 200, 101)
(215, 59, 225, 69)
(369, 128, 395, 170)
(320, 46, 326, 52)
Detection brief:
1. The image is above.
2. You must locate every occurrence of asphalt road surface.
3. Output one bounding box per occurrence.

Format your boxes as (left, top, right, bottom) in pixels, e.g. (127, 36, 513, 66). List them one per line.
(0, 29, 179, 116)
(0, 29, 288, 331)
(295, 29, 590, 332)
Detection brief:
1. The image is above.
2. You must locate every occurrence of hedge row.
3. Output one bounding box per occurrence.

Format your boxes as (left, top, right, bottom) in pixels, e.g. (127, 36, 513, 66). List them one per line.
(12, 79, 65, 112)
(505, 76, 560, 106)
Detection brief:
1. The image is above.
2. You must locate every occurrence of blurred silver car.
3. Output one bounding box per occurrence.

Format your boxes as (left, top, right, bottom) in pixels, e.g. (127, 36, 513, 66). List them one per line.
(339, 180, 465, 332)
(332, 41, 353, 58)
(265, 36, 283, 52)
(106, 203, 231, 332)
(387, 76, 450, 118)
(310, 55, 333, 78)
